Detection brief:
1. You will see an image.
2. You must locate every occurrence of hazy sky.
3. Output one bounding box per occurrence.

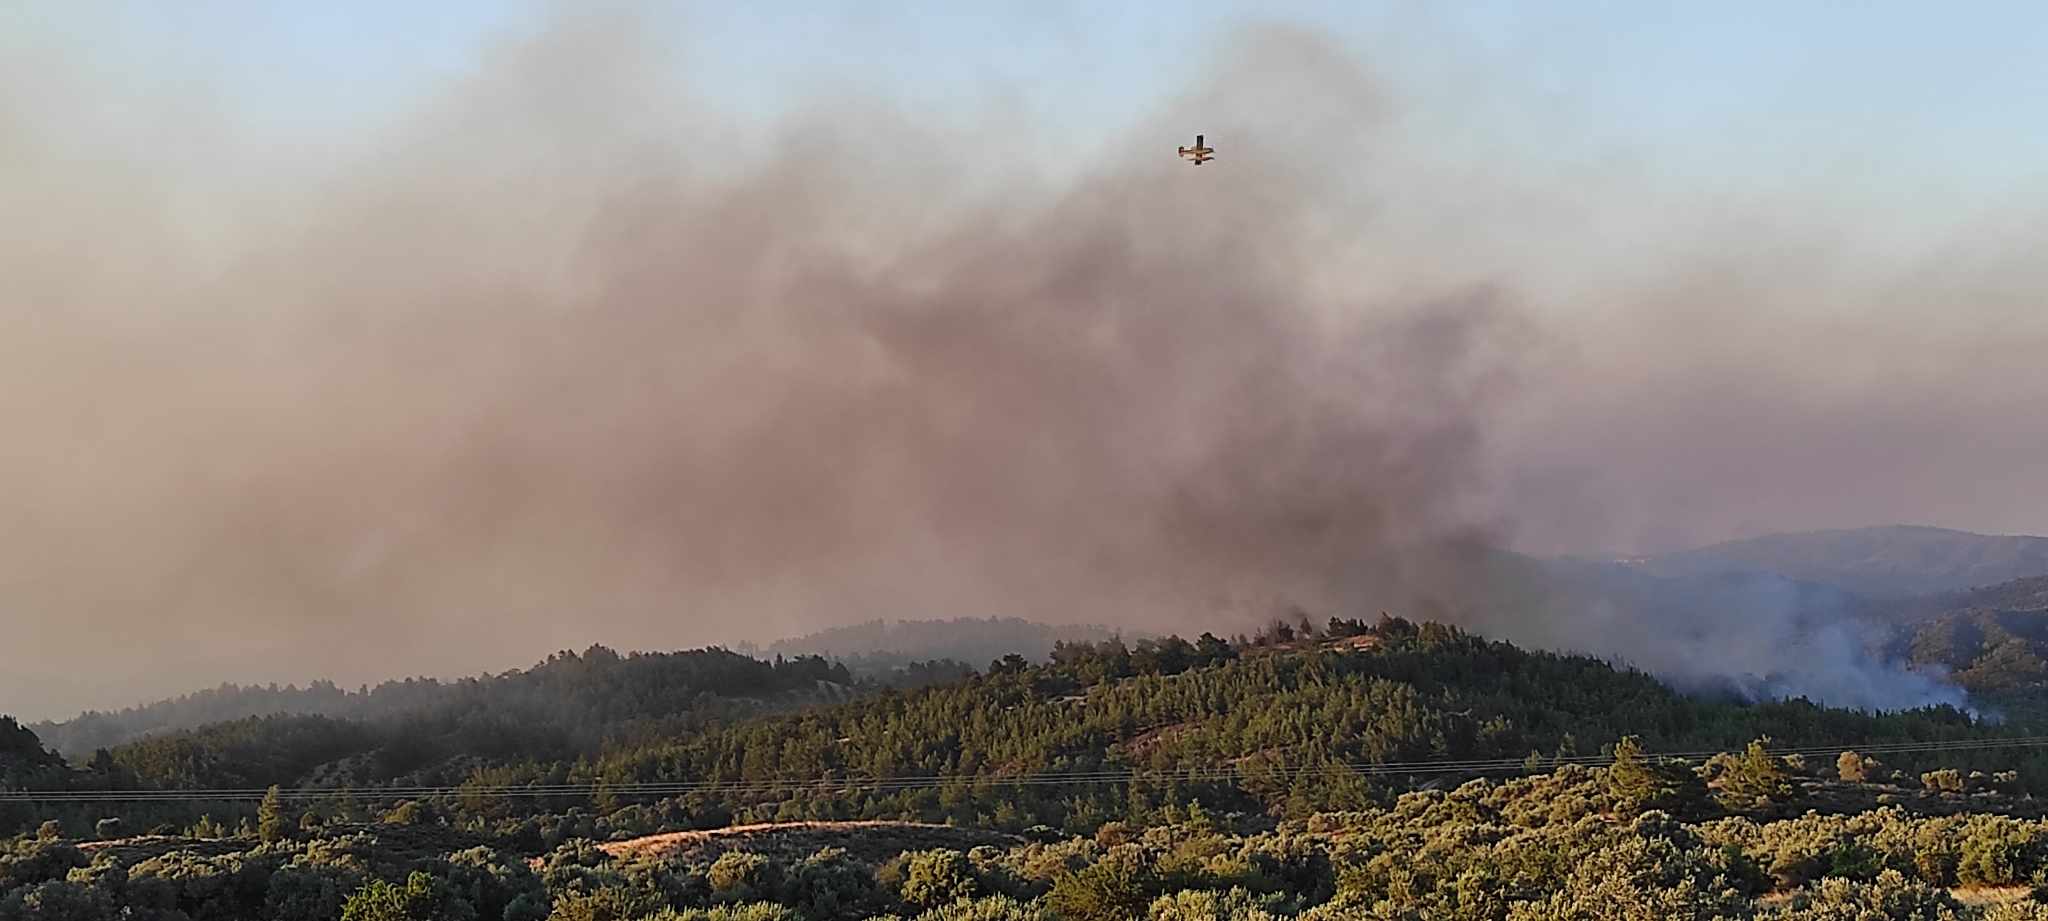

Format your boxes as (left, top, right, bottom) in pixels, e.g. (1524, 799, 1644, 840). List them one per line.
(5, 2, 2048, 718)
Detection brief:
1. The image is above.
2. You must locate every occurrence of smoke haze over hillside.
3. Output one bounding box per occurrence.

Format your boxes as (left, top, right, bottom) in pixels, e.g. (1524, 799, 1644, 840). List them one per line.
(4, 8, 2047, 718)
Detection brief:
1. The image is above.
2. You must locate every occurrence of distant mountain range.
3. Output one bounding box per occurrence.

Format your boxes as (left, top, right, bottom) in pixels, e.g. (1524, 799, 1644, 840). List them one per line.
(742, 616, 1124, 673)
(1610, 525, 2048, 599)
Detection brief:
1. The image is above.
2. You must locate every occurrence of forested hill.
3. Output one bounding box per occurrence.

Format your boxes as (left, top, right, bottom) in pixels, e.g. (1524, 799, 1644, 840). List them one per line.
(567, 616, 2016, 833)
(32, 618, 1119, 757)
(1893, 577, 2048, 696)
(12, 618, 2041, 839)
(0, 718, 66, 792)
(27, 646, 853, 759)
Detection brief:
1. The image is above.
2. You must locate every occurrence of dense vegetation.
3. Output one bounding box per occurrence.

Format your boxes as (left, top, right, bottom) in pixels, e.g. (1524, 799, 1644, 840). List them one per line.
(1875, 576, 2048, 729)
(562, 616, 2024, 835)
(14, 616, 2048, 917)
(12, 618, 2045, 832)
(15, 756, 2048, 918)
(27, 649, 855, 793)
(0, 722, 66, 796)
(34, 620, 1113, 759)
(1908, 612, 2048, 693)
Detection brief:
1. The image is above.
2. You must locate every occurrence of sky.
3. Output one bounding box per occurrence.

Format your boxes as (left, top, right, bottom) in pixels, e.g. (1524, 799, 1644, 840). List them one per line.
(5, 2, 2048, 718)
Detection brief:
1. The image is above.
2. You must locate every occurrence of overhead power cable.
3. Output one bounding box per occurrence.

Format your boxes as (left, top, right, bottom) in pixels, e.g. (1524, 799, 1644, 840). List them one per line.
(3, 734, 2042, 804)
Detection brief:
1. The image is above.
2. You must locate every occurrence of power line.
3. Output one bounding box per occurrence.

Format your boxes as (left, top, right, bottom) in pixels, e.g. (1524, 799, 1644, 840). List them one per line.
(4, 735, 2042, 805)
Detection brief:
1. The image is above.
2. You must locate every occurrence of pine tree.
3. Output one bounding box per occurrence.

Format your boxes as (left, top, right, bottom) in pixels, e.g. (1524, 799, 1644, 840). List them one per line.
(1606, 736, 1707, 815)
(1606, 736, 1661, 810)
(1720, 738, 1793, 805)
(259, 784, 292, 844)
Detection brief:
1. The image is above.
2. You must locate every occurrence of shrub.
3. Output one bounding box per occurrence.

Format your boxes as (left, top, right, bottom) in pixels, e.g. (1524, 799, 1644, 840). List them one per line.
(1922, 770, 1966, 794)
(899, 849, 980, 909)
(1837, 751, 1880, 783)
(541, 882, 668, 921)
(340, 871, 477, 921)
(708, 851, 782, 904)
(1047, 850, 1159, 921)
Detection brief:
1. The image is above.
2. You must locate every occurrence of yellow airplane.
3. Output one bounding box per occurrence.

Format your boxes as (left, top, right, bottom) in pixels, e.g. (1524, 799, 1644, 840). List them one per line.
(1177, 134, 1215, 165)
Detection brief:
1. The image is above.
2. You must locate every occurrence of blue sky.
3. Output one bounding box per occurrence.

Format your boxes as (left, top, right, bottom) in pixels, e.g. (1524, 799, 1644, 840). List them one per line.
(20, 0, 2046, 194)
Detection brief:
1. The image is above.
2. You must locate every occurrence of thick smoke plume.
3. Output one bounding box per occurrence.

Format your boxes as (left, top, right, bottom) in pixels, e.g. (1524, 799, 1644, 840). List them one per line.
(1, 21, 1520, 717)
(3, 12, 2044, 718)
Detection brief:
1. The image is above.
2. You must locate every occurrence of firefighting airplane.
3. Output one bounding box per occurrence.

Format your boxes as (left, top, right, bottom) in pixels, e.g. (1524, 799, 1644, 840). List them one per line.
(1177, 134, 1215, 165)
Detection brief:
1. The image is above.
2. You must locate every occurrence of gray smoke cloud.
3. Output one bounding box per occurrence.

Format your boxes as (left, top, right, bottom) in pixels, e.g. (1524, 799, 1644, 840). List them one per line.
(3, 11, 2044, 720)
(1478, 565, 1976, 714)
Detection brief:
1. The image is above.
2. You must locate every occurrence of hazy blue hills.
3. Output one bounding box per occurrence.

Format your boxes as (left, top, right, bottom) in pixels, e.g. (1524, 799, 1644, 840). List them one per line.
(1620, 525, 2048, 599)
(744, 616, 1123, 672)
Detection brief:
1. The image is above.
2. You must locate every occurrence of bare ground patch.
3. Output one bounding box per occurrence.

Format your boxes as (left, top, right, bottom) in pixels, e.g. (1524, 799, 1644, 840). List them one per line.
(543, 820, 1021, 868)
